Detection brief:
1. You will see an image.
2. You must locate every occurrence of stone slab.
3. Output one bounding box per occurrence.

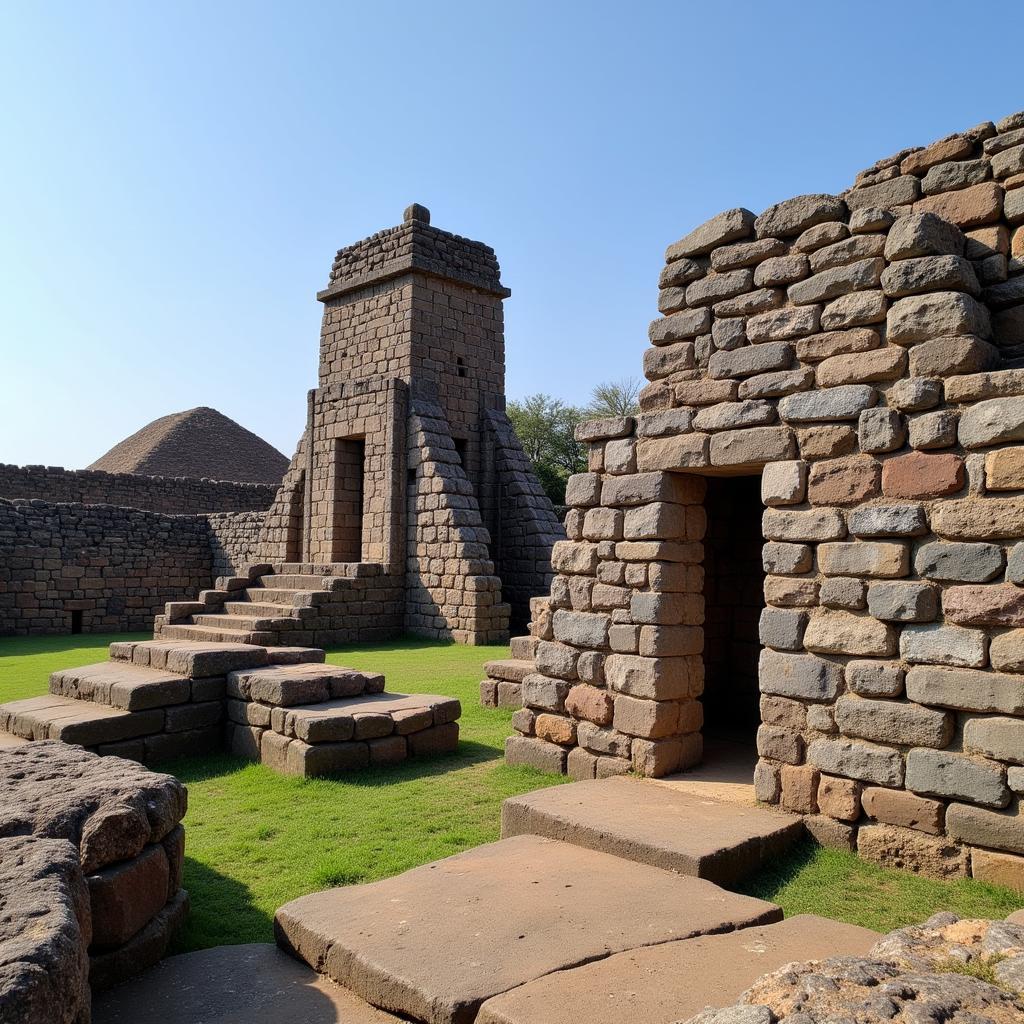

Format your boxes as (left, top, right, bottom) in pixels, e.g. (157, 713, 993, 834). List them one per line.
(0, 694, 165, 745)
(476, 915, 880, 1024)
(93, 943, 401, 1024)
(274, 834, 783, 1024)
(500, 776, 803, 885)
(274, 692, 461, 743)
(50, 661, 190, 710)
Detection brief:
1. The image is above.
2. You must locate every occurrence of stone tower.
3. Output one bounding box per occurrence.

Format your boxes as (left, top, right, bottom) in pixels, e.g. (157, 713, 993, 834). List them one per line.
(255, 205, 564, 642)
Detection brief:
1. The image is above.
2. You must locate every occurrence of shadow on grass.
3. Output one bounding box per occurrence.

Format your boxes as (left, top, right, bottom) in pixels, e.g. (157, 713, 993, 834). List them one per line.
(163, 737, 504, 788)
(737, 838, 820, 903)
(173, 855, 274, 951)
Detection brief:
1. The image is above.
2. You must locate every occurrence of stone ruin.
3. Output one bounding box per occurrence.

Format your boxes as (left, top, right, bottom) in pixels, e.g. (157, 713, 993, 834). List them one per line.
(500, 109, 1024, 888)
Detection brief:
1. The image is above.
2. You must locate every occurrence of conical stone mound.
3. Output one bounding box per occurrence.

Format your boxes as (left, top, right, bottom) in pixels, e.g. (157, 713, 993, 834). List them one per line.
(87, 406, 289, 484)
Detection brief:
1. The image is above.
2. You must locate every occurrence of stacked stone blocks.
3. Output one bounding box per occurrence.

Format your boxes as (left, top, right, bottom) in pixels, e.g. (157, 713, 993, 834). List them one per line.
(506, 110, 1024, 886)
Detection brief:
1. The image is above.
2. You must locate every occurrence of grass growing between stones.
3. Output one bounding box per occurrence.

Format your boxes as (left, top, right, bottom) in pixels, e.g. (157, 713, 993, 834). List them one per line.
(739, 837, 1023, 932)
(2, 633, 1022, 951)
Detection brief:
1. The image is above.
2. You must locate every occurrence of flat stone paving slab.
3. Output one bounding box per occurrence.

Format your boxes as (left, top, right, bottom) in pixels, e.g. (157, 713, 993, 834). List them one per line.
(0, 694, 164, 745)
(50, 661, 190, 710)
(501, 776, 804, 885)
(93, 943, 401, 1024)
(476, 915, 880, 1024)
(275, 834, 782, 1024)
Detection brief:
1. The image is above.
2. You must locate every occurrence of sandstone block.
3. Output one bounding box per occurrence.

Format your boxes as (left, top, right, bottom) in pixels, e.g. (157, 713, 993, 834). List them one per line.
(754, 194, 847, 239)
(817, 541, 909, 578)
(906, 664, 1024, 715)
(861, 786, 944, 834)
(551, 541, 599, 575)
(846, 175, 920, 209)
(709, 342, 793, 380)
(880, 255, 979, 298)
(906, 748, 1009, 808)
(88, 844, 170, 948)
(850, 207, 894, 233)
(685, 269, 755, 308)
(576, 417, 635, 442)
(819, 576, 867, 610)
(713, 286, 785, 317)
(963, 716, 1024, 765)
(667, 207, 755, 259)
(908, 336, 996, 378)
(565, 473, 602, 508)
(835, 694, 952, 748)
(788, 258, 885, 306)
(921, 157, 991, 196)
(880, 452, 964, 499)
(659, 257, 704, 288)
(674, 379, 739, 405)
(631, 735, 692, 777)
(817, 775, 862, 822)
(932, 496, 1024, 539)
(959, 396, 1024, 448)
(947, 802, 1024, 856)
(803, 610, 896, 656)
(649, 309, 712, 344)
(795, 327, 880, 362)
(809, 233, 885, 272)
(762, 507, 845, 542)
(779, 384, 877, 422)
(915, 541, 1003, 582)
(902, 133, 975, 175)
(738, 367, 815, 399)
(986, 446, 1024, 490)
(780, 763, 819, 813)
(534, 714, 576, 746)
(758, 608, 807, 651)
(847, 660, 905, 698)
(754, 253, 810, 287)
(747, 305, 821, 342)
(753, 759, 781, 802)
(990, 630, 1024, 673)
(887, 291, 991, 346)
(970, 847, 1024, 891)
(857, 823, 969, 879)
(621, 501, 687, 541)
(821, 290, 887, 330)
(756, 725, 802, 766)
(636, 408, 695, 438)
(600, 472, 705, 508)
(804, 815, 857, 851)
(535, 642, 579, 681)
(504, 736, 567, 775)
(943, 584, 1024, 627)
(638, 624, 702, 657)
(635, 434, 710, 472)
(759, 649, 843, 702)
(709, 426, 796, 467)
(761, 460, 807, 507)
(764, 576, 820, 607)
(884, 212, 965, 261)
(605, 655, 695, 701)
(900, 623, 987, 667)
(908, 409, 959, 450)
(807, 455, 880, 505)
(890, 377, 943, 412)
(693, 399, 775, 432)
(914, 181, 1004, 228)
(521, 674, 571, 713)
(711, 236, 786, 270)
(818, 348, 907, 390)
(552, 610, 609, 648)
(612, 694, 680, 739)
(797, 424, 857, 461)
(807, 736, 904, 786)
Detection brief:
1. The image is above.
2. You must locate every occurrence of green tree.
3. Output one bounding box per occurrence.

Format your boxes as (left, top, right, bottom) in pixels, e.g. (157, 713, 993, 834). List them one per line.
(506, 394, 586, 505)
(586, 377, 641, 418)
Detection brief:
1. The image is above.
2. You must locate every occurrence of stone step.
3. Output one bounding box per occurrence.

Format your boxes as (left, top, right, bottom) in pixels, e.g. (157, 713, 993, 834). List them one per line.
(157, 623, 276, 645)
(500, 776, 804, 886)
(92, 943, 402, 1024)
(509, 635, 537, 660)
(49, 662, 191, 711)
(274, 834, 782, 1024)
(475, 915, 881, 1024)
(483, 659, 532, 683)
(243, 586, 305, 606)
(110, 639, 270, 675)
(190, 612, 297, 631)
(222, 600, 298, 618)
(226, 663, 386, 707)
(257, 574, 344, 591)
(0, 695, 164, 747)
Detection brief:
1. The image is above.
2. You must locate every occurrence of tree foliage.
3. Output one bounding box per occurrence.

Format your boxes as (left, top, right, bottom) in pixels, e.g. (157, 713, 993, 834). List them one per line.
(507, 379, 641, 505)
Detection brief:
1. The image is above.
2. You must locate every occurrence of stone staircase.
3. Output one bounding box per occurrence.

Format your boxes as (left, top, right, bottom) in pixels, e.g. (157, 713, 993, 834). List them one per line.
(0, 639, 460, 776)
(479, 596, 549, 709)
(154, 562, 392, 647)
(266, 776, 863, 1024)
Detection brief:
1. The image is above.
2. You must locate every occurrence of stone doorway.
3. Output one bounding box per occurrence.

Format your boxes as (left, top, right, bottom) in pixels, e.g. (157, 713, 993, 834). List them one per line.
(699, 474, 765, 758)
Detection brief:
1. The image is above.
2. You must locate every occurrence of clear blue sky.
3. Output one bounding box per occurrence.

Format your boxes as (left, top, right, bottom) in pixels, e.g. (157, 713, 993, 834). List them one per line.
(2, 1, 1022, 468)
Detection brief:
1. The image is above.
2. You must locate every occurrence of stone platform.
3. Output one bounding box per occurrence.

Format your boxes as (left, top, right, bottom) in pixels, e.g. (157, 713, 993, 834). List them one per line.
(475, 915, 879, 1024)
(275, 833, 783, 1024)
(501, 775, 804, 884)
(93, 943, 402, 1024)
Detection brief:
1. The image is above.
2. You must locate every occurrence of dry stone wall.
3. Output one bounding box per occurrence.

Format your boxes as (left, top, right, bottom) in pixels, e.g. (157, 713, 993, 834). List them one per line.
(507, 110, 1024, 886)
(0, 463, 276, 514)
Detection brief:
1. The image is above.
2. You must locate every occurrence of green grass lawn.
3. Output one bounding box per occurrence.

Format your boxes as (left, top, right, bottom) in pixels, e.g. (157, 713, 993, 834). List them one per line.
(2, 632, 1021, 950)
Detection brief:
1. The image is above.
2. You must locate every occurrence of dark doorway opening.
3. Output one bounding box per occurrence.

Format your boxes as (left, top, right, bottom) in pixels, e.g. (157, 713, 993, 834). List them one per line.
(700, 475, 764, 746)
(453, 437, 468, 468)
(70, 609, 83, 635)
(331, 438, 366, 563)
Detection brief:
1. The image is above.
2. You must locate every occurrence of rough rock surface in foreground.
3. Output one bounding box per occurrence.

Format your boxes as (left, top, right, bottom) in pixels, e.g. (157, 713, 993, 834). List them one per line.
(0, 741, 187, 872)
(686, 912, 1024, 1024)
(0, 835, 91, 1024)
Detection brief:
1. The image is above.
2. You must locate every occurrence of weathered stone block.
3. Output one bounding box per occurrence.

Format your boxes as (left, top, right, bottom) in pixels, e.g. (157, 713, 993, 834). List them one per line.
(807, 456, 880, 505)
(788, 258, 885, 306)
(708, 342, 793, 380)
(764, 576, 819, 607)
(747, 305, 822, 342)
(762, 507, 845, 542)
(754, 253, 810, 287)
(880, 255, 979, 298)
(803, 610, 895, 656)
(908, 409, 959, 450)
(890, 377, 943, 412)
(600, 472, 705, 508)
(986, 446, 1024, 490)
(709, 426, 796, 467)
(905, 748, 1008, 808)
(635, 434, 710, 472)
(685, 268, 754, 307)
(795, 328, 880, 362)
(835, 694, 952, 748)
(649, 309, 712, 344)
(762, 541, 813, 575)
(947, 802, 1024, 856)
(884, 212, 965, 261)
(666, 207, 755, 259)
(807, 736, 904, 786)
(758, 608, 807, 651)
(908, 336, 996, 378)
(848, 504, 927, 538)
(914, 181, 1004, 229)
(963, 716, 1024, 765)
(535, 641, 579, 681)
(900, 623, 988, 667)
(779, 384, 877, 422)
(866, 581, 938, 622)
(847, 660, 905, 698)
(990, 630, 1024, 673)
(886, 291, 991, 345)
(504, 736, 567, 775)
(612, 694, 679, 739)
(604, 655, 695, 701)
(753, 759, 781, 803)
(534, 714, 576, 746)
(932, 496, 1024, 539)
(552, 610, 609, 648)
(754, 194, 847, 239)
(880, 452, 964, 499)
(759, 649, 843, 702)
(780, 763, 819, 813)
(959, 396, 1024, 448)
(970, 847, 1024, 892)
(797, 424, 857, 461)
(817, 775, 862, 822)
(817, 541, 909, 578)
(761, 460, 807, 507)
(857, 823, 969, 879)
(638, 624, 702, 657)
(821, 290, 887, 330)
(756, 723, 803, 765)
(861, 786, 944, 834)
(943, 584, 1024, 627)
(906, 665, 1024, 715)
(847, 175, 920, 210)
(819, 574, 867, 609)
(857, 408, 905, 453)
(914, 541, 1004, 582)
